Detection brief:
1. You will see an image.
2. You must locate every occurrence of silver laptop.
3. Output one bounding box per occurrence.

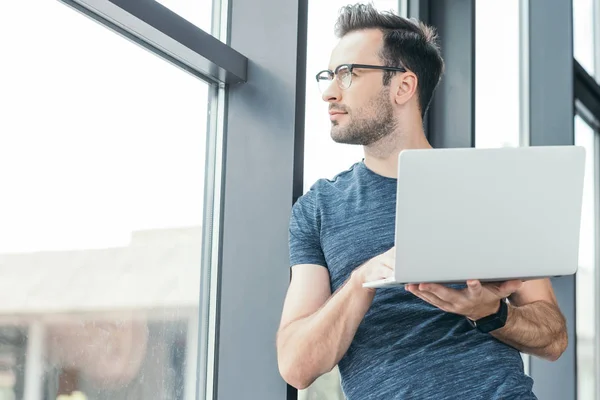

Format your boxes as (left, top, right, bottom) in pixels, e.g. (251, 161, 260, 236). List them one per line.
(364, 145, 586, 289)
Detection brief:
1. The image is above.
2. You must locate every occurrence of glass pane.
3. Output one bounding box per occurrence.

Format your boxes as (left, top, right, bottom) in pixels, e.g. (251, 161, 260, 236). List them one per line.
(0, 2, 211, 399)
(475, 0, 521, 149)
(575, 115, 597, 400)
(156, 0, 213, 34)
(302, 2, 399, 398)
(573, 0, 596, 76)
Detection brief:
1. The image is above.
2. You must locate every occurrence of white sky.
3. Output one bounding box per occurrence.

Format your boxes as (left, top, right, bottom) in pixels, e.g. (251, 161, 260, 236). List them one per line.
(0, 0, 209, 252)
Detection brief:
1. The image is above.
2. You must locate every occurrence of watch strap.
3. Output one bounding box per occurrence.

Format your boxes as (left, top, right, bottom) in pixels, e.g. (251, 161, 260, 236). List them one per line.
(467, 298, 508, 333)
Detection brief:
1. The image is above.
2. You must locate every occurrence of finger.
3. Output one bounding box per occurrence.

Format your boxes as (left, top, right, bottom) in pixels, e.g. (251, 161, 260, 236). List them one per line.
(378, 264, 394, 277)
(466, 280, 483, 297)
(418, 283, 463, 303)
(409, 288, 455, 312)
(497, 279, 523, 295)
(380, 257, 394, 269)
(381, 247, 396, 266)
(365, 264, 394, 282)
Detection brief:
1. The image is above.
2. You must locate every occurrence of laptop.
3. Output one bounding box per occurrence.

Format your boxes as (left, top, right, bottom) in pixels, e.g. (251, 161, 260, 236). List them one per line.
(363, 145, 586, 289)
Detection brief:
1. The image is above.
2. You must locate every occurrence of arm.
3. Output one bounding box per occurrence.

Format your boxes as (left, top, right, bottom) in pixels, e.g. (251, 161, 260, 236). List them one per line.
(490, 279, 567, 361)
(406, 278, 568, 361)
(276, 248, 394, 389)
(276, 265, 374, 390)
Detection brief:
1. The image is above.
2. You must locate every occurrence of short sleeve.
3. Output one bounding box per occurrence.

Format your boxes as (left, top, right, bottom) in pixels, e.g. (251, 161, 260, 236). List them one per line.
(288, 190, 327, 268)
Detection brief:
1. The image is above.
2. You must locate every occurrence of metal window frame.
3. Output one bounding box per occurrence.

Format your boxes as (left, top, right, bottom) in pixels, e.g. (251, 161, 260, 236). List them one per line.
(575, 60, 600, 125)
(519, 0, 532, 375)
(594, 112, 600, 397)
(59, 0, 247, 84)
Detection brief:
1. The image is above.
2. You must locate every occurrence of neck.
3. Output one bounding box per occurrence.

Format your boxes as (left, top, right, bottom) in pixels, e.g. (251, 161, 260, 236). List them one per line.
(362, 123, 431, 178)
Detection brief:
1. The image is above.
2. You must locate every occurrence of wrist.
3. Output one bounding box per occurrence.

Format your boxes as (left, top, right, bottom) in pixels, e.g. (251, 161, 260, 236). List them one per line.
(468, 300, 502, 321)
(467, 299, 509, 333)
(349, 270, 376, 296)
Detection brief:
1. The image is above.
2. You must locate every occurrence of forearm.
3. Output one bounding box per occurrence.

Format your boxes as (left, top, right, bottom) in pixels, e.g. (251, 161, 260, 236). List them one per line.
(277, 274, 374, 389)
(491, 300, 568, 361)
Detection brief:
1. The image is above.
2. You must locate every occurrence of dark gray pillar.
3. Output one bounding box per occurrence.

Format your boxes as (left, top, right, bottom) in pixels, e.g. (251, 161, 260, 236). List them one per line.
(409, 0, 476, 148)
(407, 0, 429, 23)
(216, 1, 307, 400)
(527, 0, 576, 399)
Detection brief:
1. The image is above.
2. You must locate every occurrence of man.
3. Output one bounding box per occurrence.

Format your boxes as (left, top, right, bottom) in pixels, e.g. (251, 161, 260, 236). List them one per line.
(276, 3, 568, 400)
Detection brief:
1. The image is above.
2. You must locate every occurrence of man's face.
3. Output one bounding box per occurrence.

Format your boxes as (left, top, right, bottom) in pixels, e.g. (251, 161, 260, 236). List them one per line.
(322, 29, 397, 146)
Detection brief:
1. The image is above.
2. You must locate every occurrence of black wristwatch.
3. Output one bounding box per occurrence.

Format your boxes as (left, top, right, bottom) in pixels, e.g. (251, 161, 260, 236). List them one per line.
(467, 298, 509, 333)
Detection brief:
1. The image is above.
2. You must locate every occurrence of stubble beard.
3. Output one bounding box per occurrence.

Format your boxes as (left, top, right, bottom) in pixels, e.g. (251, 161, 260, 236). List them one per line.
(330, 89, 398, 146)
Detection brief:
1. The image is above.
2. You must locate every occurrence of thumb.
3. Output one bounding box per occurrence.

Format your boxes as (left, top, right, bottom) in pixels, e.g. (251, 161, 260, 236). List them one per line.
(466, 279, 482, 295)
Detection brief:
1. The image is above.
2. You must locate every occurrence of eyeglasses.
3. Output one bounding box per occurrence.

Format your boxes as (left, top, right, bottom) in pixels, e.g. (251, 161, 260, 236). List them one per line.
(315, 63, 407, 93)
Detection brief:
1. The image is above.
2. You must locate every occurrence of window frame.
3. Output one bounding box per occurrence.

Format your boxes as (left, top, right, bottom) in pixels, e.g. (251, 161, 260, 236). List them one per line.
(52, 0, 251, 399)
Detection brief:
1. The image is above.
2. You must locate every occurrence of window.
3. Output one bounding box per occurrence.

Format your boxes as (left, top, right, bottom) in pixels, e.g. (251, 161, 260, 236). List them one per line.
(0, 1, 214, 399)
(475, 0, 522, 149)
(573, 0, 597, 77)
(575, 114, 598, 400)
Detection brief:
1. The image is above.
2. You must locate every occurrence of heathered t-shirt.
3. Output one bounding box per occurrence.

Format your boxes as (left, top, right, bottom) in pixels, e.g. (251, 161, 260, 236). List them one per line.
(289, 161, 536, 400)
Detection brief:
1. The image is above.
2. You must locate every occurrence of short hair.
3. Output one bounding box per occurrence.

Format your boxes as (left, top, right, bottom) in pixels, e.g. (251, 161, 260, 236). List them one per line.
(335, 3, 445, 117)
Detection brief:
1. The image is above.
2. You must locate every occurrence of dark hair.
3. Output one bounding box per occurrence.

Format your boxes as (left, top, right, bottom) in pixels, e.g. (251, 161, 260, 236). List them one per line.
(334, 3, 444, 117)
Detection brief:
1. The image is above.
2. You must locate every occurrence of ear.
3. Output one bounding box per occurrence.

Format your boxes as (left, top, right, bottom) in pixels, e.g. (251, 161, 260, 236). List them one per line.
(393, 72, 418, 106)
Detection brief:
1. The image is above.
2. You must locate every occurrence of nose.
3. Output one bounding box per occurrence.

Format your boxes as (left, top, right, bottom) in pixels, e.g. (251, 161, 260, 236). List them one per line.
(321, 80, 342, 103)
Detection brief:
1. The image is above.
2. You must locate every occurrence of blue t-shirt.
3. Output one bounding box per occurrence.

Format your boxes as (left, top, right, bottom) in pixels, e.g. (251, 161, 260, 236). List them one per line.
(289, 161, 536, 400)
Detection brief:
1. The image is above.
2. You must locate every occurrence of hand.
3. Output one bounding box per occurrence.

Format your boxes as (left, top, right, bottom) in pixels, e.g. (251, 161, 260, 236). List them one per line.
(351, 247, 395, 291)
(405, 279, 523, 320)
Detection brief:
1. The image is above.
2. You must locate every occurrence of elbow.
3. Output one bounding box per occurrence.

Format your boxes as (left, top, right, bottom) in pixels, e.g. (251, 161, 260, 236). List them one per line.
(278, 358, 315, 390)
(277, 341, 316, 390)
(276, 329, 332, 389)
(544, 330, 568, 362)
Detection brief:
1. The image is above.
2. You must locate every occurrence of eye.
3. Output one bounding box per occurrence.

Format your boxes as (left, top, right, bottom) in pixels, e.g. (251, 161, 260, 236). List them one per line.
(316, 70, 333, 82)
(338, 68, 352, 79)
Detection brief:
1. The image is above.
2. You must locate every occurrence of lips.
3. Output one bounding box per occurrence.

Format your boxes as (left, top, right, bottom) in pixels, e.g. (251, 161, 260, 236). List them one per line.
(329, 113, 346, 122)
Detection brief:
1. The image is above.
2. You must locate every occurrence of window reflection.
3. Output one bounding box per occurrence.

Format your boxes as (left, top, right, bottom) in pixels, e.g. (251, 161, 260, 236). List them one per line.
(0, 1, 210, 399)
(0, 229, 203, 400)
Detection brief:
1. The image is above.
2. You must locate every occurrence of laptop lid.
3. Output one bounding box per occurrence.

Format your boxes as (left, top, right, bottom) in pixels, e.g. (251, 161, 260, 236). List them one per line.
(393, 145, 586, 284)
